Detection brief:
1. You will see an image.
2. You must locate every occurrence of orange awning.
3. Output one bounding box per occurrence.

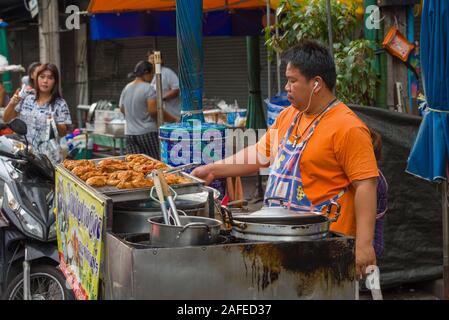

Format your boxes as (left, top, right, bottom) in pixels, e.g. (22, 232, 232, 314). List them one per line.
(88, 0, 364, 17)
(88, 0, 274, 13)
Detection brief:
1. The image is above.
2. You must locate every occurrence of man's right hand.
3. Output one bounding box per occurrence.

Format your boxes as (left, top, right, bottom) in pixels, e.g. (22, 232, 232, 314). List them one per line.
(191, 164, 215, 185)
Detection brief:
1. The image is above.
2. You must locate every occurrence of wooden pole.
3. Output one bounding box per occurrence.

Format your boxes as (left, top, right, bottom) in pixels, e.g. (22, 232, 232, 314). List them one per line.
(154, 51, 164, 128)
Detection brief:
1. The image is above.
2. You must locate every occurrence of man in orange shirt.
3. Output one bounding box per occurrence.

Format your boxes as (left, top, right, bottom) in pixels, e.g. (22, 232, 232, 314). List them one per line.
(192, 40, 378, 278)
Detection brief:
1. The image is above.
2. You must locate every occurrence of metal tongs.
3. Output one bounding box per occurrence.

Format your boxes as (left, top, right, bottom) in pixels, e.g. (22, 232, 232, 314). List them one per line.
(164, 162, 200, 174)
(146, 162, 201, 180)
(150, 169, 182, 226)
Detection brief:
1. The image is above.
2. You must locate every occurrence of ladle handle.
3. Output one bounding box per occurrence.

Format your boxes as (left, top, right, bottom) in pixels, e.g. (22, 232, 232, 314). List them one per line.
(152, 175, 170, 225)
(157, 168, 171, 198)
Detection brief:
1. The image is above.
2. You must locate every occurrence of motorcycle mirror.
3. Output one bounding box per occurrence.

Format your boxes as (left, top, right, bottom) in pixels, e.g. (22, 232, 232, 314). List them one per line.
(8, 118, 28, 136)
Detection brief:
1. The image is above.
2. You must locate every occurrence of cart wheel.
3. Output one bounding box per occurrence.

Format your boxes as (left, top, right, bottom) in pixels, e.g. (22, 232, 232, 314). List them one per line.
(2, 265, 74, 300)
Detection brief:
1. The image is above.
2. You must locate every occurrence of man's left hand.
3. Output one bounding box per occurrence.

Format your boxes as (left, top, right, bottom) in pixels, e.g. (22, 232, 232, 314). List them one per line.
(356, 242, 376, 279)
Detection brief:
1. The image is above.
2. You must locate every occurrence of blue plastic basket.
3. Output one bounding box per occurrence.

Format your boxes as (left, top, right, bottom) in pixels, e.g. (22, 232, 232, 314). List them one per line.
(159, 122, 227, 197)
(265, 93, 290, 127)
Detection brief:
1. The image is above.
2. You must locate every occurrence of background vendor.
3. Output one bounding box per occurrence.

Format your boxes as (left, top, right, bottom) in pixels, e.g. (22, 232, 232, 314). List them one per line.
(120, 61, 178, 159)
(192, 40, 378, 279)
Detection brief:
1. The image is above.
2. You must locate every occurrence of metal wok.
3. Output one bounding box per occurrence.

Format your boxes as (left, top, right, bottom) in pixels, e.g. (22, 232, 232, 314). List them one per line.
(220, 198, 341, 241)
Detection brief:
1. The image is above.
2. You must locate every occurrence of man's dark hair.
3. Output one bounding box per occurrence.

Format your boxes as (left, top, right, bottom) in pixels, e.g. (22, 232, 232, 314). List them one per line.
(282, 40, 336, 90)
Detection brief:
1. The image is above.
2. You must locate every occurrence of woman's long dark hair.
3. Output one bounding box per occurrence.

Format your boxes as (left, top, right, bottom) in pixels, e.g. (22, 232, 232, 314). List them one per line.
(35, 63, 62, 107)
(27, 61, 41, 89)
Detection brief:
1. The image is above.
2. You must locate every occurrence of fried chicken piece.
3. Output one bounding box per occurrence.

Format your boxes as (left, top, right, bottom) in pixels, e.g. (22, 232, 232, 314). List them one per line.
(63, 160, 78, 170)
(132, 163, 155, 174)
(80, 170, 108, 181)
(71, 166, 93, 177)
(63, 159, 95, 171)
(99, 162, 130, 172)
(104, 171, 125, 186)
(113, 170, 148, 189)
(131, 178, 154, 189)
(108, 171, 126, 180)
(98, 159, 125, 167)
(123, 171, 145, 182)
(116, 170, 134, 181)
(125, 154, 146, 162)
(164, 174, 180, 185)
(86, 176, 107, 187)
(165, 174, 190, 185)
(104, 170, 128, 186)
(116, 177, 153, 189)
(113, 163, 131, 170)
(154, 162, 168, 170)
(131, 160, 168, 173)
(128, 157, 148, 166)
(106, 178, 120, 186)
(116, 180, 134, 189)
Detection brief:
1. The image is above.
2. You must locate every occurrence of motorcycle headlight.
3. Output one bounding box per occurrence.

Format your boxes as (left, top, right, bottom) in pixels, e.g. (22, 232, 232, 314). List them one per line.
(4, 184, 44, 238)
(16, 208, 44, 238)
(12, 140, 27, 153)
(48, 221, 57, 239)
(4, 184, 20, 212)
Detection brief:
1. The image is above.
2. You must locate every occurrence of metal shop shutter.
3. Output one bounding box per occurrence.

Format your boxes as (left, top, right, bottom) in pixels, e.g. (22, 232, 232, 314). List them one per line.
(202, 36, 248, 107)
(89, 36, 277, 110)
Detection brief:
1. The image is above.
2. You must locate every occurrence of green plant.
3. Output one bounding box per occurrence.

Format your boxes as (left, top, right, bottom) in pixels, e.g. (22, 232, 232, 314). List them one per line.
(265, 0, 378, 106)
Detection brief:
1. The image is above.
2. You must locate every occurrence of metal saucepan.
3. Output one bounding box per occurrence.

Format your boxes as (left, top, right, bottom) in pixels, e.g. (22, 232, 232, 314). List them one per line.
(148, 215, 223, 247)
(220, 198, 341, 241)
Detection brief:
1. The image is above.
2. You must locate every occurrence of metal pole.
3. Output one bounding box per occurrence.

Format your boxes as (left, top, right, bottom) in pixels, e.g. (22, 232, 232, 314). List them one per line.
(154, 51, 164, 128)
(23, 248, 31, 300)
(326, 0, 334, 58)
(266, 0, 272, 99)
(275, 13, 281, 95)
(443, 180, 449, 299)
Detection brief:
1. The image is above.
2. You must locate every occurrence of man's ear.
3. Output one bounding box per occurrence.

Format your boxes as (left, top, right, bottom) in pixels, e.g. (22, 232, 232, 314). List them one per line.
(313, 77, 325, 93)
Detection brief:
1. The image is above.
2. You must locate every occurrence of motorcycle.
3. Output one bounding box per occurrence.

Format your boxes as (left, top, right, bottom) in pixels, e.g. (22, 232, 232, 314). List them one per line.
(0, 118, 73, 300)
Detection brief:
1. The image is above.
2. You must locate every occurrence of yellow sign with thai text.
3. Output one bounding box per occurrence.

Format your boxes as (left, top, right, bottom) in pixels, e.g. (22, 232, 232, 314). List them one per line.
(55, 167, 105, 300)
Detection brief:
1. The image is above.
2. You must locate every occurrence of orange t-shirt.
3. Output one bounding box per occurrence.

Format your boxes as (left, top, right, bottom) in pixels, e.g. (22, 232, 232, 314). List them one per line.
(256, 102, 379, 236)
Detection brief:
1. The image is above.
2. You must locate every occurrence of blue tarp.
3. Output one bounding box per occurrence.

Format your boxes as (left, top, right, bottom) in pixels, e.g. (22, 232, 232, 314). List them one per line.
(406, 0, 449, 181)
(176, 0, 204, 121)
(90, 9, 265, 40)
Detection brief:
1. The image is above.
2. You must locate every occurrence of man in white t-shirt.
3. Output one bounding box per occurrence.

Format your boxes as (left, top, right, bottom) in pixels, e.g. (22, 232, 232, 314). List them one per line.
(148, 50, 181, 120)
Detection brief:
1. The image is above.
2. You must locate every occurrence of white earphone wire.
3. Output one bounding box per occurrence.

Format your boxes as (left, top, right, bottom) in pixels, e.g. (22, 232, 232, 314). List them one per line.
(301, 81, 318, 115)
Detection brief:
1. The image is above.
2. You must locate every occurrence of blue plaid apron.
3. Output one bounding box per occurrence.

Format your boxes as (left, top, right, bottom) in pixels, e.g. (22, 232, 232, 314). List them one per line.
(264, 100, 345, 211)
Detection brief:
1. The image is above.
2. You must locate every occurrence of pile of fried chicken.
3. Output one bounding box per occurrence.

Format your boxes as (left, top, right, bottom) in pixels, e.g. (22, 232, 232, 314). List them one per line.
(63, 154, 190, 189)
